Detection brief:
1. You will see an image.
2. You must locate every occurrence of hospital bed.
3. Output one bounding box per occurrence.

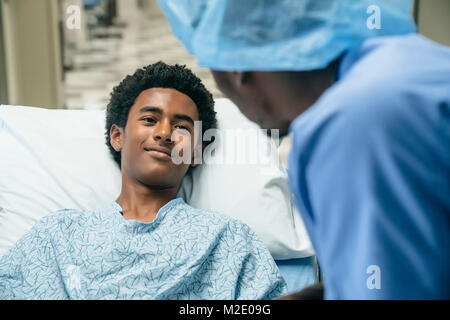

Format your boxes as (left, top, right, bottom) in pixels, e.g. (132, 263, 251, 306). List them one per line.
(0, 98, 318, 296)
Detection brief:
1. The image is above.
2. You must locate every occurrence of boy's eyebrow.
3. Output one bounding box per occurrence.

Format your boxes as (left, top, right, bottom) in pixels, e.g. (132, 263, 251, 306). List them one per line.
(173, 114, 194, 125)
(139, 106, 195, 125)
(139, 106, 162, 114)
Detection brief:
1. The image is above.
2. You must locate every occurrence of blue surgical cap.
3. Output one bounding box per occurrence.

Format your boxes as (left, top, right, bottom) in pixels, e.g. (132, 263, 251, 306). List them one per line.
(158, 0, 416, 71)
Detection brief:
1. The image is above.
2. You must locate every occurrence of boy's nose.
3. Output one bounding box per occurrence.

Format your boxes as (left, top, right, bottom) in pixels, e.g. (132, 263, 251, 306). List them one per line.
(154, 121, 172, 143)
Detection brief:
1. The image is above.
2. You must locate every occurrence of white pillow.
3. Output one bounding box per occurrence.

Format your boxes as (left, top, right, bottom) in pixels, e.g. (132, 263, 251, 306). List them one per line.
(0, 99, 313, 259)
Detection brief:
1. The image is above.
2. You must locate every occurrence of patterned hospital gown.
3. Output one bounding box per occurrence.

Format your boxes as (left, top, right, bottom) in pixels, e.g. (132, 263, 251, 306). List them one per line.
(0, 198, 287, 300)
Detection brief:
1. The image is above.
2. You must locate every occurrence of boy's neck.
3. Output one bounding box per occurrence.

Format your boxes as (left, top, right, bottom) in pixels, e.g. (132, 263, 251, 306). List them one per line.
(116, 173, 180, 223)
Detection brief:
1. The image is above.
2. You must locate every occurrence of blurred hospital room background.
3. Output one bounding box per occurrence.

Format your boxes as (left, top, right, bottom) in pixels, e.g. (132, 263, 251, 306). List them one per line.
(0, 0, 449, 164)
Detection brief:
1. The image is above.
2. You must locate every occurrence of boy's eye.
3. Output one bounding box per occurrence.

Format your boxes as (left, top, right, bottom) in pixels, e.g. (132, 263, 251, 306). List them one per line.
(143, 117, 156, 123)
(175, 125, 190, 132)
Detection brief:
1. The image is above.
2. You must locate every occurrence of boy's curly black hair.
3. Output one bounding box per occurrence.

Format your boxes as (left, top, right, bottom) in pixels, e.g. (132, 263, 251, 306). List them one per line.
(105, 61, 216, 169)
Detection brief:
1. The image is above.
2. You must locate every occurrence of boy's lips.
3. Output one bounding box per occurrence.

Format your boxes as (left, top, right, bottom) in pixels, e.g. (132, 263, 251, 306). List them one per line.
(144, 146, 172, 160)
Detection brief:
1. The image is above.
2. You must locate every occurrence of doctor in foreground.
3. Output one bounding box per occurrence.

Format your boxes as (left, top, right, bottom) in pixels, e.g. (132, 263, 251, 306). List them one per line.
(0, 62, 287, 299)
(159, 0, 450, 299)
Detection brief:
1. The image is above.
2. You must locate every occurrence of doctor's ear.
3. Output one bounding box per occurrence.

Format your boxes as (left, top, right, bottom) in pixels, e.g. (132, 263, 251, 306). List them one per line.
(235, 71, 250, 86)
(110, 124, 124, 152)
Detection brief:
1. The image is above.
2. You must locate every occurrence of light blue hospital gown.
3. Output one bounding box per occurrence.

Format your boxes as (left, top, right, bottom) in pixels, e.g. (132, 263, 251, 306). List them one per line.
(289, 34, 450, 299)
(0, 198, 287, 299)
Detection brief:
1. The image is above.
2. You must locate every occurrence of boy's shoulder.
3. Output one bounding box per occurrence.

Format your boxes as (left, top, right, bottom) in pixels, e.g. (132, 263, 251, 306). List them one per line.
(177, 201, 256, 238)
(36, 207, 99, 232)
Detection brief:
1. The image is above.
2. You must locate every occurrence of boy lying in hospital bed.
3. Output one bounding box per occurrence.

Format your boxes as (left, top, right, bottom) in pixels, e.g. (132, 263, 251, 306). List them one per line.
(0, 62, 287, 300)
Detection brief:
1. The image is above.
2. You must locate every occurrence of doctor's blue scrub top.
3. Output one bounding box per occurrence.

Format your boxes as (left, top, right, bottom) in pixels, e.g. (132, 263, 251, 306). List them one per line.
(288, 34, 450, 299)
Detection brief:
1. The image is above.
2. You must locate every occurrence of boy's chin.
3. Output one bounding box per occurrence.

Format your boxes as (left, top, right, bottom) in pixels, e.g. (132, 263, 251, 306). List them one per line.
(140, 167, 189, 188)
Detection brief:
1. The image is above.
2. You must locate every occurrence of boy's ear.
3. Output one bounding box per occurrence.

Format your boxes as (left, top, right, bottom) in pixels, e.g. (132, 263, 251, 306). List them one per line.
(110, 124, 124, 152)
(190, 143, 206, 168)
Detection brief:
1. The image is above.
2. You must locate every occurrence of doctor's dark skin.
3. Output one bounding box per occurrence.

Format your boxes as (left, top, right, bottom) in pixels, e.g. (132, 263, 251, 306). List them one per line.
(211, 63, 337, 137)
(211, 62, 340, 300)
(109, 87, 199, 223)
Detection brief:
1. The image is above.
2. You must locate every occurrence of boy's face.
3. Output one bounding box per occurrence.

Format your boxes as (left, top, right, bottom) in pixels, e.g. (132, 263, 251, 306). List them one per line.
(110, 87, 199, 188)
